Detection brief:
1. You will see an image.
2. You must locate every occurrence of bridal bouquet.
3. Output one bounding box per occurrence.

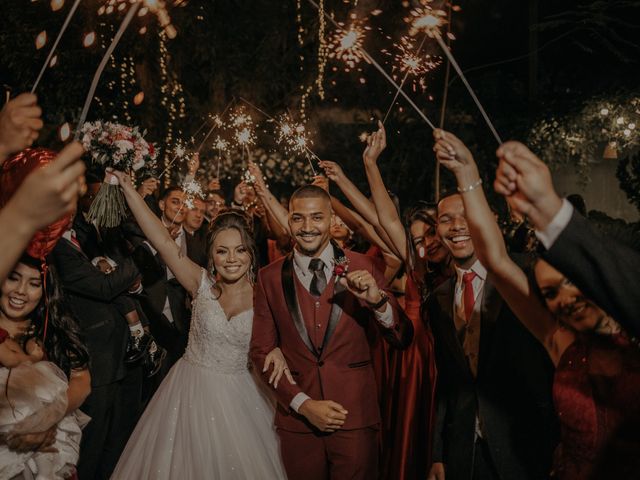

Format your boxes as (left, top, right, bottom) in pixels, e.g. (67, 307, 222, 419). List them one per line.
(80, 121, 158, 227)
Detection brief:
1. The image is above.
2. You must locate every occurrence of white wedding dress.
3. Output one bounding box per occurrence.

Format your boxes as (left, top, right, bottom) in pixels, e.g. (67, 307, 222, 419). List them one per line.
(111, 270, 286, 479)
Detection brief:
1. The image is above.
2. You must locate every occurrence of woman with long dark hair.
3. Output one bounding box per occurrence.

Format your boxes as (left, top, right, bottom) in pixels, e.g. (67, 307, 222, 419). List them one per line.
(110, 169, 289, 479)
(0, 256, 91, 479)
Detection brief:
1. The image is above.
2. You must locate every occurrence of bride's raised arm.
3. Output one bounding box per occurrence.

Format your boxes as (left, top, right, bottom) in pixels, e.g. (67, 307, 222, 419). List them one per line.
(433, 130, 558, 354)
(110, 169, 202, 296)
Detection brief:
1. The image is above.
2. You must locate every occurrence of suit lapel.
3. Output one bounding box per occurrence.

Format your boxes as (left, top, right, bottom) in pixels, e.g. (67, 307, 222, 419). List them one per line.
(478, 277, 502, 377)
(436, 278, 471, 375)
(319, 244, 347, 355)
(281, 254, 319, 357)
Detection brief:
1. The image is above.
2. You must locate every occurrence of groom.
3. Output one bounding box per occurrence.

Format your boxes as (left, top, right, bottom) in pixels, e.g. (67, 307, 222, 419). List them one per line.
(251, 185, 412, 479)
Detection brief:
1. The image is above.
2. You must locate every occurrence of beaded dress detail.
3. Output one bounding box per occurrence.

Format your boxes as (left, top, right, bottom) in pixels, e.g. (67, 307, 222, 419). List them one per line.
(112, 270, 286, 479)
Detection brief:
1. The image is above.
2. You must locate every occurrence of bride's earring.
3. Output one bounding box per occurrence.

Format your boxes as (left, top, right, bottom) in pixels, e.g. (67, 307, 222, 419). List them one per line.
(247, 264, 255, 285)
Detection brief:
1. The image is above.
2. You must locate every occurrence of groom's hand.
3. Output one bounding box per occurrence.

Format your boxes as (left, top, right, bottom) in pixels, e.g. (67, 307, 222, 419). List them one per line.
(298, 399, 348, 433)
(339, 270, 384, 306)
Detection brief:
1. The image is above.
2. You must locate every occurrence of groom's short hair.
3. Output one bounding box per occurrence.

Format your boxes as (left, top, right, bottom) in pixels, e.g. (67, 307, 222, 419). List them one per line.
(289, 185, 331, 207)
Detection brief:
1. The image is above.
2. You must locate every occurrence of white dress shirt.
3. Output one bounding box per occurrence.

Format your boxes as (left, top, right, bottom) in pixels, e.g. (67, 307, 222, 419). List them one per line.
(145, 226, 186, 324)
(535, 199, 574, 249)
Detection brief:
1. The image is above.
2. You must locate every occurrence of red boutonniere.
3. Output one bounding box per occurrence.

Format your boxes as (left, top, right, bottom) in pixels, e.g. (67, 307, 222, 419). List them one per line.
(332, 256, 350, 277)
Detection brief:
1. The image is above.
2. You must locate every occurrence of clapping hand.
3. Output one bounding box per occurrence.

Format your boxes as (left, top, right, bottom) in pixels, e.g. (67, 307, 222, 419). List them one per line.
(0, 93, 44, 163)
(263, 347, 296, 389)
(362, 121, 386, 166)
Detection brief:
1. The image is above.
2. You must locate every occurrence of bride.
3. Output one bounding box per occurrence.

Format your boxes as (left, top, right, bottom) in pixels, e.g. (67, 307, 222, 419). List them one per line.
(110, 170, 289, 479)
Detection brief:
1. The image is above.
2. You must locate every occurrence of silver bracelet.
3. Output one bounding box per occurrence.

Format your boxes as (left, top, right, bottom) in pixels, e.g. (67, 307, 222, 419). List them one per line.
(457, 178, 483, 193)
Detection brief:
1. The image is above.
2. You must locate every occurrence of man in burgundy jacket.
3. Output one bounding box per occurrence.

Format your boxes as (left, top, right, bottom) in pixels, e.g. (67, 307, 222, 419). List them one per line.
(250, 185, 413, 479)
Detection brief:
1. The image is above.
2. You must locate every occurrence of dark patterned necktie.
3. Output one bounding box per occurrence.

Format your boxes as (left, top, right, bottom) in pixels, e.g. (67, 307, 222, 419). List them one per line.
(309, 258, 327, 297)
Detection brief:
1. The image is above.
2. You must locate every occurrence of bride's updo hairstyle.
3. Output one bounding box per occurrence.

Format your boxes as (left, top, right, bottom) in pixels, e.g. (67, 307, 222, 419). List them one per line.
(207, 209, 258, 284)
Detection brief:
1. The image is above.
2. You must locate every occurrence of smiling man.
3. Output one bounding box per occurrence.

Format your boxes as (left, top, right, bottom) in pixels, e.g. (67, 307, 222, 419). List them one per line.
(251, 184, 412, 480)
(426, 192, 557, 480)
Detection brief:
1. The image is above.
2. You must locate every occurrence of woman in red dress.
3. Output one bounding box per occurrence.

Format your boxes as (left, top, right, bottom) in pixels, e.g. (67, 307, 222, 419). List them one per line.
(360, 123, 453, 479)
(434, 129, 640, 479)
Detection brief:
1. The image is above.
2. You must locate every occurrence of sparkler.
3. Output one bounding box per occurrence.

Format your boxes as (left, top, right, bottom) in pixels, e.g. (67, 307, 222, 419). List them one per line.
(75, 1, 142, 137)
(381, 34, 441, 124)
(213, 136, 229, 179)
(196, 100, 236, 153)
(31, 0, 82, 93)
(239, 97, 319, 175)
(328, 23, 368, 72)
(407, 7, 503, 144)
(307, 0, 436, 130)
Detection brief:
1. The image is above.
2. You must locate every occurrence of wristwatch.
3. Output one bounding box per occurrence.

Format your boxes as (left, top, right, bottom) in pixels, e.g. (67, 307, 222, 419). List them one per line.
(367, 291, 389, 310)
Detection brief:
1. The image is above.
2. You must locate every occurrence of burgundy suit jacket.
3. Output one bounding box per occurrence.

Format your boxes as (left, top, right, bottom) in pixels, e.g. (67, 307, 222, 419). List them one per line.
(250, 246, 413, 433)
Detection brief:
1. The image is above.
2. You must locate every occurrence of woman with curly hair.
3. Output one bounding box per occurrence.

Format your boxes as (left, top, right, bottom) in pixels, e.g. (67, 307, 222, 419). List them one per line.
(0, 256, 91, 479)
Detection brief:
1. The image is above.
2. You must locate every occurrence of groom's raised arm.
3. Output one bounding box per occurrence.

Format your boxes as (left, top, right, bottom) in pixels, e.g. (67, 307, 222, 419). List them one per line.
(250, 269, 304, 409)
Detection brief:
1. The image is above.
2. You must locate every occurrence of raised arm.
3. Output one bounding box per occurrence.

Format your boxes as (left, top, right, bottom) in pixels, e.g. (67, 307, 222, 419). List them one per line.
(0, 142, 85, 284)
(330, 196, 401, 283)
(248, 162, 291, 236)
(362, 121, 410, 262)
(110, 170, 201, 295)
(433, 130, 557, 351)
(320, 160, 401, 258)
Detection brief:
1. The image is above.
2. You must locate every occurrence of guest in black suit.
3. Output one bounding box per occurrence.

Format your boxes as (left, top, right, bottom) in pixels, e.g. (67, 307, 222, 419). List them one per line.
(494, 141, 640, 336)
(51, 222, 144, 480)
(132, 186, 206, 374)
(426, 193, 557, 480)
(182, 196, 209, 268)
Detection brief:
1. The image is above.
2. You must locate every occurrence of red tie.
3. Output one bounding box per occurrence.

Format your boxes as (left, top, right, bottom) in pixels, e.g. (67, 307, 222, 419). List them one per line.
(69, 231, 82, 251)
(462, 271, 477, 322)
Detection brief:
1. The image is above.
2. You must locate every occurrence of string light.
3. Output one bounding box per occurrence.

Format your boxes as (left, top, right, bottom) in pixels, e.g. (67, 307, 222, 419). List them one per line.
(50, 0, 64, 11)
(35, 31, 47, 50)
(83, 31, 96, 47)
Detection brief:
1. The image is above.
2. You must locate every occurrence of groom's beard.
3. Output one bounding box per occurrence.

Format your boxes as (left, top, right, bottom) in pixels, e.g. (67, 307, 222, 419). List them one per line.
(295, 230, 327, 257)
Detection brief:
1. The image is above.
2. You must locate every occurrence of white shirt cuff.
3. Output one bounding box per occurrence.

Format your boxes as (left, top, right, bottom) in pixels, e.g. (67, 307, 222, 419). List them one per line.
(535, 199, 574, 250)
(143, 240, 158, 256)
(374, 303, 394, 328)
(129, 283, 144, 295)
(290, 392, 311, 413)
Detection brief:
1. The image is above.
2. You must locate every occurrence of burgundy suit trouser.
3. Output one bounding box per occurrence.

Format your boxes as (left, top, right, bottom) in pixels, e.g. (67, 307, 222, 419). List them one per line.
(278, 426, 379, 480)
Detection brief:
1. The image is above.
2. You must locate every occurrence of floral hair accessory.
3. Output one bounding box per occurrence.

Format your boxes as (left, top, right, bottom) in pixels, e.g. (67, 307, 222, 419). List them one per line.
(332, 256, 350, 277)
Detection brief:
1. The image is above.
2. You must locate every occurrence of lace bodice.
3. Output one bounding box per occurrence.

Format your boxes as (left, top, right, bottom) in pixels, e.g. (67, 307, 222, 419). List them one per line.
(182, 270, 253, 374)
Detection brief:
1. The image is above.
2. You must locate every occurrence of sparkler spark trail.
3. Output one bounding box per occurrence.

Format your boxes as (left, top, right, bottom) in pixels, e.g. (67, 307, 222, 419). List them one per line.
(75, 1, 142, 138)
(381, 34, 441, 123)
(238, 97, 319, 175)
(196, 99, 236, 153)
(31, 0, 82, 93)
(306, 0, 436, 130)
(406, 5, 502, 143)
(328, 23, 368, 71)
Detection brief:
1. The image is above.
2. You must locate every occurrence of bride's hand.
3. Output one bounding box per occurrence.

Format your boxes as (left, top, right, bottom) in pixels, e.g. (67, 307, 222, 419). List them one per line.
(263, 347, 296, 388)
(107, 168, 135, 192)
